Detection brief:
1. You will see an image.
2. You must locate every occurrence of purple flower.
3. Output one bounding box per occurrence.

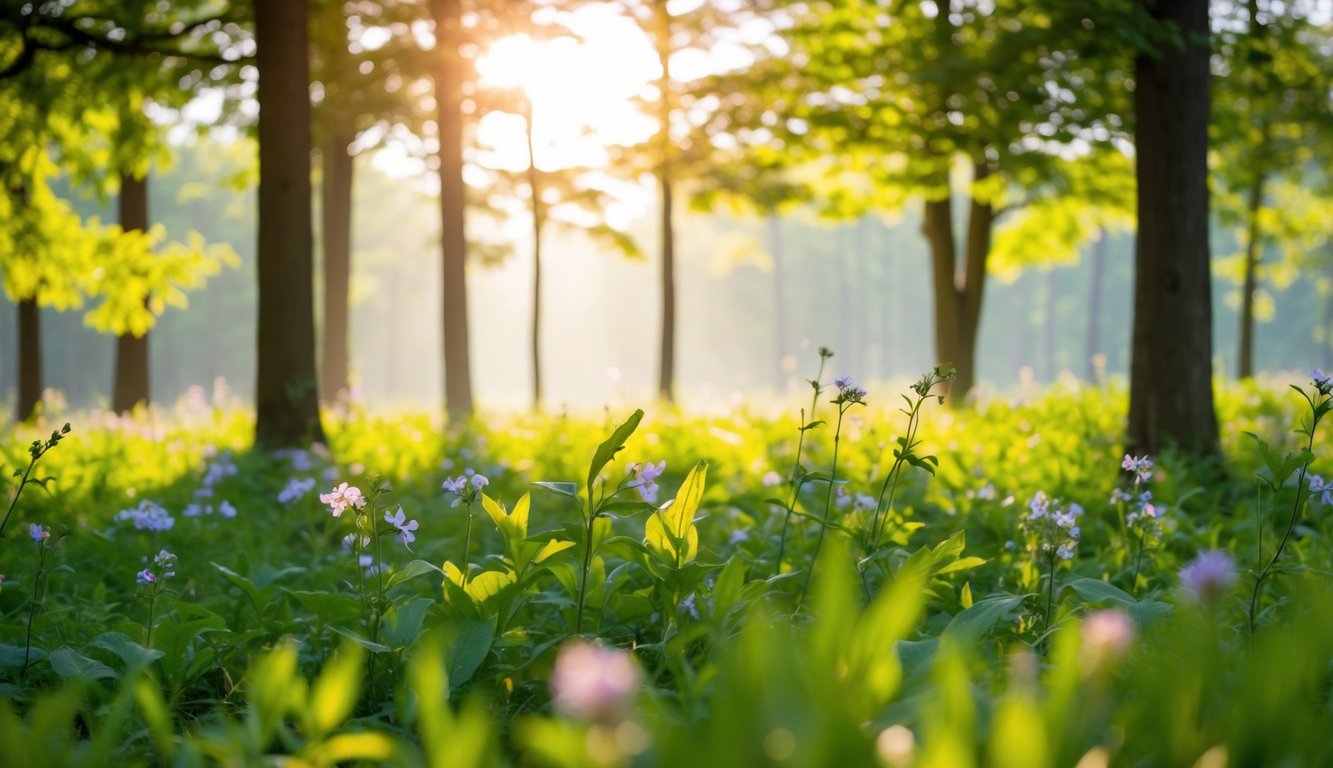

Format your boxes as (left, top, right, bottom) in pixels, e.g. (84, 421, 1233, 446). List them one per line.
(385, 507, 419, 550)
(29, 523, 49, 543)
(136, 568, 156, 585)
(1179, 550, 1237, 601)
(441, 476, 468, 495)
(278, 476, 316, 504)
(627, 460, 666, 504)
(1312, 369, 1332, 395)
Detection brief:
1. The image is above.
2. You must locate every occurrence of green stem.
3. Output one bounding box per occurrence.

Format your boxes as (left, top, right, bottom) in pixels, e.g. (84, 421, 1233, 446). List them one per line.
(1132, 531, 1145, 595)
(1, 455, 37, 538)
(801, 405, 845, 607)
(461, 501, 474, 589)
(777, 355, 830, 577)
(575, 508, 595, 635)
(145, 590, 157, 650)
(1043, 551, 1057, 634)
(21, 545, 46, 677)
(1248, 419, 1319, 634)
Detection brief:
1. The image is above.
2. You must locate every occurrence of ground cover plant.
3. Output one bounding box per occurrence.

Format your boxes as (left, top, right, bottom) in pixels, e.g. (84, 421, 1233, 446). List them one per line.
(2, 363, 1332, 767)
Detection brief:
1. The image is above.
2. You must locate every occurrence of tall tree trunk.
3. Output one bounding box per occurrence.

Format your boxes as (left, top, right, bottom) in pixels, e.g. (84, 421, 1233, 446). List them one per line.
(652, 0, 676, 402)
(923, 164, 993, 404)
(1126, 0, 1219, 457)
(113, 170, 150, 413)
(1236, 173, 1265, 380)
(253, 0, 326, 447)
(320, 129, 355, 403)
(16, 298, 41, 422)
(1043, 267, 1057, 382)
(1086, 231, 1106, 381)
(431, 0, 474, 418)
(526, 99, 544, 409)
(768, 214, 788, 390)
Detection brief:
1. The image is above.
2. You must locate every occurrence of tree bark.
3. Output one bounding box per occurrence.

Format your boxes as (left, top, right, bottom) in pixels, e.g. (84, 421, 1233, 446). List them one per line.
(113, 170, 150, 413)
(652, 0, 676, 402)
(1236, 173, 1265, 380)
(431, 0, 474, 418)
(1086, 231, 1107, 382)
(253, 0, 326, 447)
(768, 214, 788, 390)
(1126, 0, 1219, 457)
(923, 164, 992, 404)
(320, 129, 355, 403)
(16, 298, 41, 422)
(526, 98, 544, 409)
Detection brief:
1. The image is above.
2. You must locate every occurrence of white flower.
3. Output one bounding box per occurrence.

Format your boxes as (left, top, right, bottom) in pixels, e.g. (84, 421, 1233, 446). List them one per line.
(550, 641, 641, 723)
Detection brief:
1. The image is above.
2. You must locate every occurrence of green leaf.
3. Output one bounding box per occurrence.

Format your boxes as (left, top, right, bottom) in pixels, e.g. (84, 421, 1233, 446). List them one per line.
(532, 481, 580, 501)
(49, 647, 118, 681)
(328, 626, 392, 654)
(644, 460, 707, 567)
(532, 539, 576, 565)
(588, 410, 644, 492)
(443, 619, 496, 694)
(943, 594, 1028, 643)
(89, 632, 164, 670)
(386, 559, 445, 590)
(309, 643, 363, 736)
(1063, 577, 1137, 607)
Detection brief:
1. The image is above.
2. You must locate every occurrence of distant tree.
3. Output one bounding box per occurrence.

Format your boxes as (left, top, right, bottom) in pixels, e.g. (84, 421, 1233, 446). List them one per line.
(253, 0, 325, 446)
(1212, 0, 1333, 379)
(1126, 0, 1218, 457)
(0, 2, 240, 420)
(708, 0, 1141, 403)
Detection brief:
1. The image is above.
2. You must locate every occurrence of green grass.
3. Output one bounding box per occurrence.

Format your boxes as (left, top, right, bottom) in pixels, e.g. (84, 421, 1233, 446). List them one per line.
(0, 375, 1330, 767)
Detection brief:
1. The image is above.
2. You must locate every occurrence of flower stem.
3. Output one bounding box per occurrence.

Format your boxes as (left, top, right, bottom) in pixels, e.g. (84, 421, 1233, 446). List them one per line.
(800, 405, 845, 607)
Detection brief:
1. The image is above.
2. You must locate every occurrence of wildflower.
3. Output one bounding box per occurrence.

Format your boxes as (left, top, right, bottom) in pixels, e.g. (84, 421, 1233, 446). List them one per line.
(1308, 475, 1332, 506)
(761, 470, 784, 488)
(1081, 610, 1135, 669)
(319, 482, 366, 518)
(29, 523, 49, 543)
(853, 493, 877, 512)
(832, 375, 868, 404)
(278, 476, 316, 504)
(627, 461, 665, 504)
(1121, 454, 1153, 483)
(1179, 550, 1237, 602)
(835, 485, 852, 508)
(114, 500, 175, 532)
(469, 473, 489, 491)
(385, 507, 419, 550)
(550, 641, 642, 723)
(153, 550, 177, 579)
(1022, 491, 1081, 561)
(976, 483, 997, 501)
(136, 568, 156, 585)
(441, 476, 468, 495)
(219, 500, 237, 519)
(1312, 369, 1333, 396)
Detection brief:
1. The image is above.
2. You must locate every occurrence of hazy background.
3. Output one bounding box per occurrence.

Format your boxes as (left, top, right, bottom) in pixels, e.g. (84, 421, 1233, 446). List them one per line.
(0, 137, 1326, 412)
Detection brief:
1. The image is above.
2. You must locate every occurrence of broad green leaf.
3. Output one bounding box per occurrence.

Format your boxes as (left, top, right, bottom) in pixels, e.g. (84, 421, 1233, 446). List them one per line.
(309, 643, 363, 736)
(1063, 577, 1137, 607)
(588, 409, 644, 492)
(90, 632, 164, 670)
(644, 460, 707, 567)
(49, 647, 118, 681)
(943, 594, 1028, 643)
(532, 539, 576, 564)
(443, 620, 496, 694)
(386, 559, 444, 590)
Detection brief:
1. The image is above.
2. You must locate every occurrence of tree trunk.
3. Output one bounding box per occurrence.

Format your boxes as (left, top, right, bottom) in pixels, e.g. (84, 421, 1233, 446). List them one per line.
(431, 0, 474, 418)
(16, 298, 41, 422)
(658, 174, 676, 401)
(320, 129, 355, 403)
(768, 214, 788, 390)
(1236, 173, 1265, 380)
(526, 99, 544, 409)
(1086, 231, 1106, 381)
(1126, 0, 1219, 457)
(652, 0, 676, 402)
(1043, 267, 1057, 382)
(113, 170, 150, 413)
(253, 0, 326, 447)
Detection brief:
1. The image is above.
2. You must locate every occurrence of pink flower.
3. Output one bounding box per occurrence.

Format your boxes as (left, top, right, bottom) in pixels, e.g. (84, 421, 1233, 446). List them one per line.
(319, 482, 366, 518)
(550, 641, 641, 723)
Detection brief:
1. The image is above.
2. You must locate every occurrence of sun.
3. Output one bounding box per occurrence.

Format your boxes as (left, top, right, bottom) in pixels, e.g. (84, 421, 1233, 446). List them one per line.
(473, 11, 659, 174)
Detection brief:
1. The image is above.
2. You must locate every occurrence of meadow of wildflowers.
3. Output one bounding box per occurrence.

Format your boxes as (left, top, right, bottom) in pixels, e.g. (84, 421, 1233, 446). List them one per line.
(0, 368, 1331, 766)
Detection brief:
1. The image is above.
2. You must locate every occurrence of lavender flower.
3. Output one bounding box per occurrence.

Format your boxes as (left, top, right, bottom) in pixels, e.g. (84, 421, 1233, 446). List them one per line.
(1179, 550, 1237, 601)
(114, 500, 175, 532)
(1022, 491, 1081, 561)
(385, 507, 419, 550)
(28, 523, 49, 543)
(627, 461, 665, 504)
(278, 476, 316, 504)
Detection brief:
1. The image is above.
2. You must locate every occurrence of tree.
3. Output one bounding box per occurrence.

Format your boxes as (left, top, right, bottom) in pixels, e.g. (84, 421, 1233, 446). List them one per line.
(1212, 1, 1333, 378)
(253, 0, 325, 446)
(1126, 0, 1218, 457)
(709, 0, 1138, 403)
(429, 0, 474, 418)
(0, 1, 242, 419)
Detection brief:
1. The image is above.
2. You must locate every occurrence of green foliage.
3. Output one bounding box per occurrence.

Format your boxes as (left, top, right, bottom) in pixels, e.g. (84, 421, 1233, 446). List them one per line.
(1, 377, 1332, 764)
